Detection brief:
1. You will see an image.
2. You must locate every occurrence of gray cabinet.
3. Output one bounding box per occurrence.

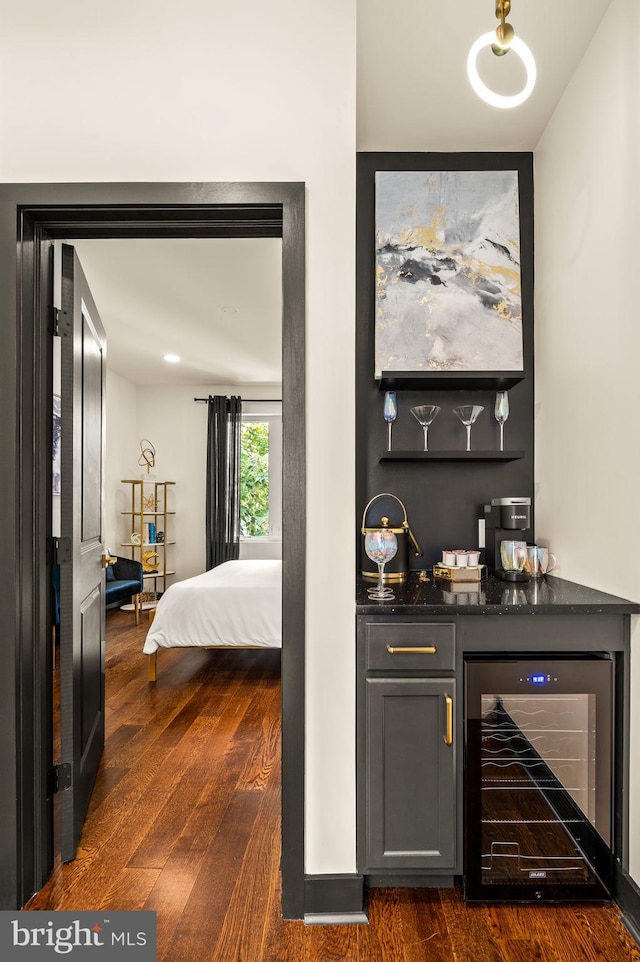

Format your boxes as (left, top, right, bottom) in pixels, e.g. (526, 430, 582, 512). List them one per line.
(358, 618, 458, 876)
(357, 606, 633, 893)
(365, 677, 456, 870)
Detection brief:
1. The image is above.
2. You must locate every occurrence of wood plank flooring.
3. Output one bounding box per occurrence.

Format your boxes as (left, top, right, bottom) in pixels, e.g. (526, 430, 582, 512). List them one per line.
(27, 610, 640, 961)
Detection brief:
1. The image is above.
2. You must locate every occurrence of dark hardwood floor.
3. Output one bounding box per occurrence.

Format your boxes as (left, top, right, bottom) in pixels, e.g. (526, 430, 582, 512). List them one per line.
(27, 610, 640, 961)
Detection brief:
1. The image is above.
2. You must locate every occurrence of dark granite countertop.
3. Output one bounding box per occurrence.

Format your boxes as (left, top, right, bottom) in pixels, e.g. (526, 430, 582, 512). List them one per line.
(356, 573, 640, 616)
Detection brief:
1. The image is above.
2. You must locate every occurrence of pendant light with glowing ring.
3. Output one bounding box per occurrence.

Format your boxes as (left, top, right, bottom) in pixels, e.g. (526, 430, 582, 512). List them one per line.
(467, 31, 536, 109)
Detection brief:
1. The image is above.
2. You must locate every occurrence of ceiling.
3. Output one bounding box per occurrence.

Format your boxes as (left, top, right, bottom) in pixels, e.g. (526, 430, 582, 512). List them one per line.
(74, 1, 612, 388)
(357, 0, 612, 151)
(72, 238, 282, 387)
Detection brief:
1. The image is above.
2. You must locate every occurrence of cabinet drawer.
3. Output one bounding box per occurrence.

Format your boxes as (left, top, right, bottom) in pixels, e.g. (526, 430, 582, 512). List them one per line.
(365, 622, 455, 671)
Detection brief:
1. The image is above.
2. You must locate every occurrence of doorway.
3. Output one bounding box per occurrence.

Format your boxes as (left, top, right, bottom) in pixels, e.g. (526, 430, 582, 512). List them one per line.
(66, 235, 284, 576)
(0, 182, 306, 917)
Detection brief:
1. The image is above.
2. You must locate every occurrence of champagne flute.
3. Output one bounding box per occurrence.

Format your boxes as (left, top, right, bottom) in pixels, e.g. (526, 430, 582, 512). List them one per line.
(453, 405, 484, 451)
(410, 405, 441, 451)
(383, 392, 397, 451)
(495, 391, 509, 451)
(364, 529, 398, 599)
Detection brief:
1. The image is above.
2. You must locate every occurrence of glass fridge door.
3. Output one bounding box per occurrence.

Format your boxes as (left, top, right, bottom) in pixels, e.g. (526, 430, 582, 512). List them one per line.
(465, 658, 613, 902)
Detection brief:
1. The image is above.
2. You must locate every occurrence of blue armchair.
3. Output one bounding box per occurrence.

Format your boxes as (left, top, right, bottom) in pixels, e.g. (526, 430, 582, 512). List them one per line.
(52, 556, 144, 637)
(105, 556, 144, 624)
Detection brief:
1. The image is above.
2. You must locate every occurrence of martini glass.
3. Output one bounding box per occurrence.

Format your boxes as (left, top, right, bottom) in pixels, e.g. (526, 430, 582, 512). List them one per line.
(364, 529, 398, 599)
(383, 392, 397, 451)
(495, 391, 509, 451)
(453, 404, 484, 451)
(410, 404, 441, 451)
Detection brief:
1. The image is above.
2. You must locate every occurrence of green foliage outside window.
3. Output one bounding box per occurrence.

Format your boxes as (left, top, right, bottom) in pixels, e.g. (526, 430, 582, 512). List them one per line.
(240, 421, 270, 537)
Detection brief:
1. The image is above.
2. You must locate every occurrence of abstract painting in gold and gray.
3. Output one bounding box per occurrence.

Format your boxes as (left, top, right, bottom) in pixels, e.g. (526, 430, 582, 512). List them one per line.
(375, 170, 523, 375)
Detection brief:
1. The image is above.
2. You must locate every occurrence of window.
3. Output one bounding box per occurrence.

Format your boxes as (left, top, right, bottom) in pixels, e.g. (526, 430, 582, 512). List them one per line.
(240, 421, 270, 537)
(239, 405, 282, 540)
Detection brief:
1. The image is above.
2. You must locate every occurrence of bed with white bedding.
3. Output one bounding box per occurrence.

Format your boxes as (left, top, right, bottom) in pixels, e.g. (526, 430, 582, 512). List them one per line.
(143, 559, 282, 679)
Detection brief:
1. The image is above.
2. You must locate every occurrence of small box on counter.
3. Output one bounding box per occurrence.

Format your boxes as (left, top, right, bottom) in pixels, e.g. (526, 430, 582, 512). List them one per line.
(433, 563, 486, 582)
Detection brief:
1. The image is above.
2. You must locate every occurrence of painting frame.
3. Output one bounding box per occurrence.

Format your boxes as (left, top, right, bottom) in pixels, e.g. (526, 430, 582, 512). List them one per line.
(357, 152, 534, 390)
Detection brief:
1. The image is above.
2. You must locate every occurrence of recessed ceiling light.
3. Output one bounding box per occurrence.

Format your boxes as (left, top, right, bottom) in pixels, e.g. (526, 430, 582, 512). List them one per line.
(163, 353, 181, 363)
(221, 305, 239, 314)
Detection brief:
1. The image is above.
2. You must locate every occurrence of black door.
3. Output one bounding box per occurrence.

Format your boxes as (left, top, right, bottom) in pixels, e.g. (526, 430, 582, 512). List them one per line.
(58, 243, 108, 861)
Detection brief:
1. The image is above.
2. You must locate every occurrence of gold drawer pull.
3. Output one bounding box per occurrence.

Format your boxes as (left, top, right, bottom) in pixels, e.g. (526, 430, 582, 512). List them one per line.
(386, 645, 437, 654)
(444, 693, 453, 746)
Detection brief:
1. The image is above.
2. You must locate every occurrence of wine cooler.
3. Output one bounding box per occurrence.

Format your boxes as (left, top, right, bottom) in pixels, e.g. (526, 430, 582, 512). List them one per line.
(465, 657, 613, 902)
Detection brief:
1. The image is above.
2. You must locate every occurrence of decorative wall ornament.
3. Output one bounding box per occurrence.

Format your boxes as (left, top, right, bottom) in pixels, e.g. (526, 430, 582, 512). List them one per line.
(375, 168, 524, 376)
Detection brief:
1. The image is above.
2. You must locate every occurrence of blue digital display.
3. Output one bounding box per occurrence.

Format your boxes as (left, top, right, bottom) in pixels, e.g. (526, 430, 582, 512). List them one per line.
(531, 674, 546, 684)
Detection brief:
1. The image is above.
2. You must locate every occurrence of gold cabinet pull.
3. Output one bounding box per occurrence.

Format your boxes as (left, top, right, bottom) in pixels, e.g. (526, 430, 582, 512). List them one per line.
(386, 645, 437, 654)
(444, 693, 453, 746)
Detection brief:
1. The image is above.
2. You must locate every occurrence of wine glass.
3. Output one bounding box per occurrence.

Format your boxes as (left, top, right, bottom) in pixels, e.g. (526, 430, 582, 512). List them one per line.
(364, 529, 398, 599)
(383, 392, 397, 451)
(410, 405, 441, 451)
(453, 404, 484, 451)
(494, 391, 509, 451)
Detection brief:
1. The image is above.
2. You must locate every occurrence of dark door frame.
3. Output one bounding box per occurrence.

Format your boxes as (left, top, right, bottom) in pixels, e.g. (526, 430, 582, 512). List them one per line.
(0, 182, 306, 917)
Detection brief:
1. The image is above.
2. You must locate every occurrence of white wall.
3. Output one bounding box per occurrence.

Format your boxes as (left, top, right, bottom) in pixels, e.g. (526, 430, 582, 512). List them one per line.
(1, 1, 357, 875)
(535, 0, 640, 881)
(104, 369, 139, 554)
(133, 384, 282, 580)
(134, 384, 207, 581)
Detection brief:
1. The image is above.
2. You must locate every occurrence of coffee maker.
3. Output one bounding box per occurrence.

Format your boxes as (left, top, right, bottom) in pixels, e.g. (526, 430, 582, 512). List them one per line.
(482, 497, 532, 581)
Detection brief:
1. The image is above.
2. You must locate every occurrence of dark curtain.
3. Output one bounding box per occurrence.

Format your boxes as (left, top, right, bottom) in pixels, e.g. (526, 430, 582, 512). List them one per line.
(206, 394, 242, 569)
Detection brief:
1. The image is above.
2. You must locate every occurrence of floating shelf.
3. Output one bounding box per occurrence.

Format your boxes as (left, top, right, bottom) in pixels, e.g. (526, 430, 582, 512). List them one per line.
(377, 371, 525, 391)
(379, 450, 525, 463)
